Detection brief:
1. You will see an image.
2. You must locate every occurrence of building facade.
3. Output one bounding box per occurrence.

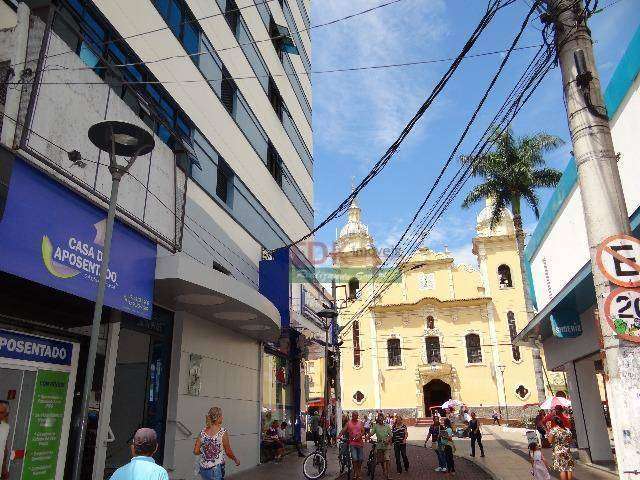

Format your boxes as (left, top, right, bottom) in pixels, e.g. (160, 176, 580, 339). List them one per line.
(0, 0, 320, 478)
(332, 197, 563, 420)
(516, 25, 640, 468)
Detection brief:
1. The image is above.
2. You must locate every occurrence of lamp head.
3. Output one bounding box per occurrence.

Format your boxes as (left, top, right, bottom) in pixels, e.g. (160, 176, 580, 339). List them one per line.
(88, 121, 155, 157)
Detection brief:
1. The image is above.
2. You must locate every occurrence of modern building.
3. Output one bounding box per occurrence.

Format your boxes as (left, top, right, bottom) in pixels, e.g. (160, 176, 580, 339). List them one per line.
(330, 196, 564, 422)
(0, 0, 323, 478)
(515, 25, 640, 469)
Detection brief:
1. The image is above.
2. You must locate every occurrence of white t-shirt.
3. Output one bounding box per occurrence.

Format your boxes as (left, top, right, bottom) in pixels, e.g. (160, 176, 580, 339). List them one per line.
(0, 422, 10, 473)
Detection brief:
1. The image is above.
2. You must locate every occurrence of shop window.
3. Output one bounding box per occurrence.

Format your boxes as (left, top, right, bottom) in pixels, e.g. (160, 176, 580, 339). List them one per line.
(425, 336, 441, 364)
(498, 264, 513, 288)
(261, 349, 294, 434)
(507, 311, 521, 361)
(348, 277, 360, 300)
(353, 321, 361, 367)
(465, 334, 482, 364)
(515, 385, 529, 399)
(353, 391, 365, 404)
(426, 315, 435, 329)
(387, 338, 402, 367)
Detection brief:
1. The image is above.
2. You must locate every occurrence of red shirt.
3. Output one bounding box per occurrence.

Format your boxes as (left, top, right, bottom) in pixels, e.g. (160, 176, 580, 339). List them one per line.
(345, 420, 364, 447)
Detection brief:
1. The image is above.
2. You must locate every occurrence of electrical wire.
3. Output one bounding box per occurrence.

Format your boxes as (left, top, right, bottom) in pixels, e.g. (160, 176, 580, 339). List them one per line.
(7, 0, 408, 71)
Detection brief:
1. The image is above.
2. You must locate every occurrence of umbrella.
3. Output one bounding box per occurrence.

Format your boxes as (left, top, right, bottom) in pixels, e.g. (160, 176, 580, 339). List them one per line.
(441, 399, 464, 409)
(539, 396, 571, 410)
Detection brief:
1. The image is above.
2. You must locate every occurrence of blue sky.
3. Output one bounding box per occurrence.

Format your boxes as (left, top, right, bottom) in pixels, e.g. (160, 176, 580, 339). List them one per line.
(309, 0, 640, 266)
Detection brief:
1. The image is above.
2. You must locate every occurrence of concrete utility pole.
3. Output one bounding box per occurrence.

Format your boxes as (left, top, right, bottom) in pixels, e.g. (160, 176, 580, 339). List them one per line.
(331, 279, 342, 426)
(547, 1, 639, 477)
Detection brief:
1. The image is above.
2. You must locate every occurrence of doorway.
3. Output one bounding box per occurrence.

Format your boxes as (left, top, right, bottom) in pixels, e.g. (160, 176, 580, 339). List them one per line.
(423, 379, 451, 416)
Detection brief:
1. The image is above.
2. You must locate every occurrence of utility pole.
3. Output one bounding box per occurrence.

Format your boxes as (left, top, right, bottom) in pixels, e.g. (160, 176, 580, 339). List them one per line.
(547, 1, 639, 477)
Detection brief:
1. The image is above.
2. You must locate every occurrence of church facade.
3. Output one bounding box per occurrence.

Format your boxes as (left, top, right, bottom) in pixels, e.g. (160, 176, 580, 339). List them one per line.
(331, 197, 565, 420)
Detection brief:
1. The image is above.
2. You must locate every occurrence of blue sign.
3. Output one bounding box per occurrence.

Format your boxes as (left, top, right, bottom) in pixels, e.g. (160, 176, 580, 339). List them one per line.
(0, 157, 156, 318)
(0, 330, 73, 366)
(551, 309, 583, 338)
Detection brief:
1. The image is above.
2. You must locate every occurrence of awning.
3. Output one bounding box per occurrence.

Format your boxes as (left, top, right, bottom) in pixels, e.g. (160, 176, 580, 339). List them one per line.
(514, 261, 595, 345)
(154, 253, 281, 342)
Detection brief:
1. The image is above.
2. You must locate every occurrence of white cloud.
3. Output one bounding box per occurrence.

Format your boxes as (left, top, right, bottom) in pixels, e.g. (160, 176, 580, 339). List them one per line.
(450, 242, 478, 268)
(312, 0, 450, 169)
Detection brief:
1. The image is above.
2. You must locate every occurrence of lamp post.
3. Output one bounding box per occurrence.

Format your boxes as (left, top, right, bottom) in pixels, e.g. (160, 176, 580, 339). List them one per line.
(497, 364, 509, 426)
(71, 121, 154, 480)
(318, 306, 338, 435)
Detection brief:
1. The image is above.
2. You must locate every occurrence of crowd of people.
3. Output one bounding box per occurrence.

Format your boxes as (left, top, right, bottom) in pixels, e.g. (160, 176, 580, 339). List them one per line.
(103, 403, 576, 480)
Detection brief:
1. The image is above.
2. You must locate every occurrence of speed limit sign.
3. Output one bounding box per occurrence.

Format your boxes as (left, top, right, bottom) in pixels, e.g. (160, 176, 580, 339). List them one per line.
(604, 287, 640, 343)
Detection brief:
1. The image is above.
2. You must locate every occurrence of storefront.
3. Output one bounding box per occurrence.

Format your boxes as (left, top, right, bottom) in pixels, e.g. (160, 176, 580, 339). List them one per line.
(0, 150, 164, 479)
(259, 247, 333, 449)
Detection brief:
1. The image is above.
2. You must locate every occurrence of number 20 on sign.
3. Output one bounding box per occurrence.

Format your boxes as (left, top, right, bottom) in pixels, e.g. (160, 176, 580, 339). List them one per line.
(604, 287, 640, 343)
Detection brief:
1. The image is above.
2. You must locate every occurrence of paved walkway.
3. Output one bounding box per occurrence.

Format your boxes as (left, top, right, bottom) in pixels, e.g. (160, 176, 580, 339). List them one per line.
(406, 425, 617, 480)
(228, 439, 492, 480)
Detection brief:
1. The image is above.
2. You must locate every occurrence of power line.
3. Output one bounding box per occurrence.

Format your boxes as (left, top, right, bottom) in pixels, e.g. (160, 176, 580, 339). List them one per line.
(338, 21, 556, 338)
(274, 0, 518, 252)
(8, 0, 408, 71)
(34, 43, 544, 80)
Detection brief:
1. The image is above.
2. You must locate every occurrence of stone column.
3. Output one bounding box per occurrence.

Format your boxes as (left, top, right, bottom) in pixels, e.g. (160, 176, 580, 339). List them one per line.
(566, 359, 613, 463)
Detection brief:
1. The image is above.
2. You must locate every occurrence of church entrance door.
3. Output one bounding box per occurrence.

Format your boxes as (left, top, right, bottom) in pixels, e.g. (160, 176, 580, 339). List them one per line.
(423, 379, 451, 416)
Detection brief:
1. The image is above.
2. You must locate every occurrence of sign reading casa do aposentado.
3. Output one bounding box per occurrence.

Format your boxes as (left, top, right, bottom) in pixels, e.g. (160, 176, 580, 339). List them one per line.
(0, 157, 156, 318)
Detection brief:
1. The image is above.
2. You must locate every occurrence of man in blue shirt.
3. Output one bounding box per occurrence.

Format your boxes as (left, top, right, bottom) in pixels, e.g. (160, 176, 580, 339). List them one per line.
(109, 428, 168, 480)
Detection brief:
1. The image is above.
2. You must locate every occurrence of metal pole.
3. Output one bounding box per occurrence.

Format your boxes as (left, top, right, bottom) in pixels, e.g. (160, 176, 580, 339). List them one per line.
(501, 371, 509, 426)
(71, 165, 122, 480)
(547, 2, 639, 477)
(323, 319, 329, 442)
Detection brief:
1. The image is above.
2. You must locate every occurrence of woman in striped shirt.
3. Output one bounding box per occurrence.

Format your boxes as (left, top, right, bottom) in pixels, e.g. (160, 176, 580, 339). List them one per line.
(392, 415, 409, 474)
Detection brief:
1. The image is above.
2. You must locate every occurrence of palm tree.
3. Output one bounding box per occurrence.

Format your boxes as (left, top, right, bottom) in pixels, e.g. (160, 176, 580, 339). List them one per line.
(461, 128, 564, 403)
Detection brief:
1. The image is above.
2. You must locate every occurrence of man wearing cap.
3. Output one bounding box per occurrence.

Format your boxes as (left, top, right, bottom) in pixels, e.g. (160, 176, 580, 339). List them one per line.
(109, 428, 168, 480)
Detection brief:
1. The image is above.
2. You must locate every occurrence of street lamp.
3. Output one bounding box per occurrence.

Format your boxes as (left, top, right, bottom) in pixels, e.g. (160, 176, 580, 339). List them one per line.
(497, 364, 509, 426)
(317, 307, 338, 425)
(71, 121, 154, 480)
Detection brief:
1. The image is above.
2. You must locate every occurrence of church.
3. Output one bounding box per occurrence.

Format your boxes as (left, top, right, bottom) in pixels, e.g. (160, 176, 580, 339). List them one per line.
(330, 196, 565, 421)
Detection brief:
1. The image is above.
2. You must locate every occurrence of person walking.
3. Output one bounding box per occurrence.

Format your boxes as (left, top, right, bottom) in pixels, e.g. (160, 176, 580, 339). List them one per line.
(424, 416, 447, 472)
(468, 412, 484, 457)
(529, 442, 551, 480)
(440, 418, 456, 475)
(392, 415, 409, 474)
(340, 412, 365, 480)
(310, 410, 321, 447)
(491, 409, 501, 426)
(109, 428, 168, 480)
(368, 412, 392, 480)
(194, 407, 240, 480)
(535, 410, 548, 446)
(547, 416, 574, 480)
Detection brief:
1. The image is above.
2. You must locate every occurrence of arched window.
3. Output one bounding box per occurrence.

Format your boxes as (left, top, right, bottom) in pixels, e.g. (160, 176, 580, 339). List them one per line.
(353, 321, 361, 367)
(348, 277, 360, 299)
(507, 311, 521, 361)
(425, 336, 441, 364)
(426, 315, 435, 329)
(387, 338, 402, 367)
(465, 334, 482, 363)
(498, 264, 513, 288)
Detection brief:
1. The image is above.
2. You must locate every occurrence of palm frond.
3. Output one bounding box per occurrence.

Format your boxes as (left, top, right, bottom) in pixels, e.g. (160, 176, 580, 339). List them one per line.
(461, 182, 500, 209)
(490, 194, 509, 229)
(531, 168, 562, 188)
(522, 188, 541, 219)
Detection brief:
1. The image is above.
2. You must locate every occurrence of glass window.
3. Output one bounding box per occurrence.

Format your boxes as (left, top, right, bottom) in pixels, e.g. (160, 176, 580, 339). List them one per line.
(282, 109, 312, 173)
(253, 0, 271, 28)
(234, 96, 268, 162)
(79, 43, 100, 68)
(282, 54, 312, 124)
(183, 21, 199, 56)
(237, 20, 269, 92)
(216, 158, 233, 206)
(387, 338, 402, 367)
(465, 334, 482, 364)
(198, 38, 223, 97)
(425, 337, 441, 364)
(426, 316, 435, 330)
(282, 1, 311, 73)
(167, 0, 182, 37)
(261, 350, 294, 434)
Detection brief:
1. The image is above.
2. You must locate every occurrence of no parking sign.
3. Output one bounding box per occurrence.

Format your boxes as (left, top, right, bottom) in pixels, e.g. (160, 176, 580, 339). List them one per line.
(597, 235, 640, 342)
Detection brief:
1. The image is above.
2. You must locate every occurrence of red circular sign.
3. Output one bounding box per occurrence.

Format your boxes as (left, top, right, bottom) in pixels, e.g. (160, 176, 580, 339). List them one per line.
(596, 234, 640, 288)
(603, 286, 640, 343)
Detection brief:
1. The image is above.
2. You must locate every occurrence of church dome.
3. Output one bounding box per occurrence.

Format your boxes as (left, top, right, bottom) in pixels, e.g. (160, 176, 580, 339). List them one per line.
(476, 197, 515, 237)
(334, 197, 376, 253)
